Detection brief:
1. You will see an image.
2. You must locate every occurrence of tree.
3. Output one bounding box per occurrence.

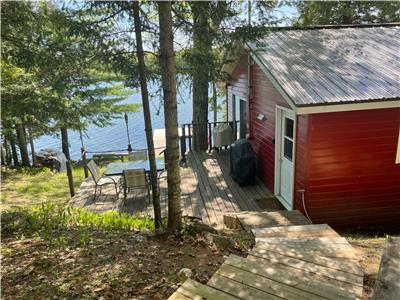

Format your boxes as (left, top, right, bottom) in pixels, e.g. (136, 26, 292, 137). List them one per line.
(158, 1, 182, 231)
(190, 2, 212, 151)
(132, 1, 162, 229)
(1, 1, 136, 168)
(295, 1, 400, 25)
(15, 124, 30, 166)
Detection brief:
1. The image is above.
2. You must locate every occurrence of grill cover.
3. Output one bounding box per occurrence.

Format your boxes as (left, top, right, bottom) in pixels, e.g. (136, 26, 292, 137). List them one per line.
(230, 139, 257, 186)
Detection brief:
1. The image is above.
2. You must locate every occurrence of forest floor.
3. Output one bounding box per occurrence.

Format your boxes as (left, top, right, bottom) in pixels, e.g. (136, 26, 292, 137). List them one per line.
(1, 166, 398, 299)
(1, 226, 241, 299)
(0, 166, 249, 299)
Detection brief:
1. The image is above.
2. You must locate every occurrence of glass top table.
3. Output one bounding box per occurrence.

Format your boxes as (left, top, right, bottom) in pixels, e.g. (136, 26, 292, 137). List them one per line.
(104, 159, 165, 176)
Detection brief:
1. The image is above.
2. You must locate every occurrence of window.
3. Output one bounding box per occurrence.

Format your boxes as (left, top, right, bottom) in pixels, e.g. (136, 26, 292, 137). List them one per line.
(283, 138, 293, 160)
(283, 117, 294, 161)
(285, 118, 294, 139)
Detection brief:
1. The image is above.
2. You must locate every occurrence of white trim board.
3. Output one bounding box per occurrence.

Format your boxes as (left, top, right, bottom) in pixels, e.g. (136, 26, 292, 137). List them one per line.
(297, 100, 400, 115)
(274, 105, 296, 210)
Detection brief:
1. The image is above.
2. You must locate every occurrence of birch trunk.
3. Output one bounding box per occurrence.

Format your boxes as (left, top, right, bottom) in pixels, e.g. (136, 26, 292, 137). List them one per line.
(28, 128, 36, 166)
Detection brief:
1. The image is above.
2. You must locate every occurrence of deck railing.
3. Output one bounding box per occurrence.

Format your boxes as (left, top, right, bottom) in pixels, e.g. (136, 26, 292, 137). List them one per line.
(180, 120, 239, 157)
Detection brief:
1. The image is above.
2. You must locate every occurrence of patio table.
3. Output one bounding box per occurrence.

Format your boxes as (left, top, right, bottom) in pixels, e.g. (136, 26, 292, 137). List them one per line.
(104, 159, 165, 176)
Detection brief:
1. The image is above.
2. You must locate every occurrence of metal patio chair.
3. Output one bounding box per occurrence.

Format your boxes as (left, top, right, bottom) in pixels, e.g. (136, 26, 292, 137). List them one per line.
(128, 150, 148, 161)
(122, 168, 150, 204)
(87, 160, 120, 201)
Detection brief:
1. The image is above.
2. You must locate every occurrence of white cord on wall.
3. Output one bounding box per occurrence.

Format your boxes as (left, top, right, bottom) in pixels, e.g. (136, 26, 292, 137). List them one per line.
(298, 189, 312, 222)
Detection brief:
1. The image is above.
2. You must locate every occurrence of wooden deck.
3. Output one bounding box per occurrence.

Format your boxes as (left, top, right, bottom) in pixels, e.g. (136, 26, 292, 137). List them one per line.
(70, 151, 282, 225)
(169, 210, 365, 300)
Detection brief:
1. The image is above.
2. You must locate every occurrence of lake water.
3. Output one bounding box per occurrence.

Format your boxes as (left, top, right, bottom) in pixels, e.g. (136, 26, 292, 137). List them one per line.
(34, 86, 223, 159)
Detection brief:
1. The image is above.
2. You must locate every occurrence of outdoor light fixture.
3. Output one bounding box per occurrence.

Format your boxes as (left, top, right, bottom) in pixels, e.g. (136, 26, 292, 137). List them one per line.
(257, 113, 265, 121)
(124, 112, 133, 152)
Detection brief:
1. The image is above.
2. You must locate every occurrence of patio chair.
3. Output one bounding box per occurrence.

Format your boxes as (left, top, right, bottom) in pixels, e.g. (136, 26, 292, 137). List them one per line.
(87, 160, 120, 201)
(128, 150, 148, 161)
(122, 169, 150, 203)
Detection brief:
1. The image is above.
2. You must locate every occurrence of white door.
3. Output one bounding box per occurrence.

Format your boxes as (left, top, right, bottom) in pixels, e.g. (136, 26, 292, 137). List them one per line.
(279, 110, 294, 208)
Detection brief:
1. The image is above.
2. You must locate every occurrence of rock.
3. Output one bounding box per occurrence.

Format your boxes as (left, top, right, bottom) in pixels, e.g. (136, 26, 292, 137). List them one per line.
(177, 268, 192, 282)
(186, 223, 218, 236)
(204, 232, 234, 250)
(132, 235, 145, 242)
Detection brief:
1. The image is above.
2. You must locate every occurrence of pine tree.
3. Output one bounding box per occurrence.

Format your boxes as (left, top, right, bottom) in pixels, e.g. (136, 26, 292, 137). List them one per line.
(158, 1, 182, 231)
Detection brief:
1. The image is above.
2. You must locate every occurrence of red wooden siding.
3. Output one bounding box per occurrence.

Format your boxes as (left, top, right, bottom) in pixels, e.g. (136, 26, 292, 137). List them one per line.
(247, 64, 290, 192)
(297, 108, 400, 228)
(227, 54, 248, 122)
(227, 59, 291, 193)
(293, 114, 309, 211)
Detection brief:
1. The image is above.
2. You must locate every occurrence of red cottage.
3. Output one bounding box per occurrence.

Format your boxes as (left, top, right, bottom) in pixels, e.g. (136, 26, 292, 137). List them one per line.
(223, 24, 400, 228)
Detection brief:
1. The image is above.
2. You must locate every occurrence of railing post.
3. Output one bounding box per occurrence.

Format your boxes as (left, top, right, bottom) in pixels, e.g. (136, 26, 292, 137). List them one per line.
(208, 122, 212, 152)
(188, 124, 192, 152)
(81, 147, 88, 178)
(235, 120, 239, 141)
(66, 160, 75, 197)
(180, 125, 187, 163)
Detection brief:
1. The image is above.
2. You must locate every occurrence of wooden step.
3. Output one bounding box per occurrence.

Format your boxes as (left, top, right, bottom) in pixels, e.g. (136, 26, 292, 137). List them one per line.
(255, 236, 352, 247)
(255, 237, 357, 256)
(254, 241, 357, 260)
(208, 273, 282, 300)
(245, 252, 363, 290)
(224, 210, 311, 231)
(168, 278, 237, 300)
(252, 224, 339, 238)
(250, 247, 364, 276)
(218, 254, 359, 299)
(373, 237, 400, 300)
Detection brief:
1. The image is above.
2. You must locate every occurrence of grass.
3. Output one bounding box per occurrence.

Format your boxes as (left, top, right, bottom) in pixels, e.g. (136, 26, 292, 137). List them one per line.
(1, 166, 86, 210)
(2, 202, 156, 239)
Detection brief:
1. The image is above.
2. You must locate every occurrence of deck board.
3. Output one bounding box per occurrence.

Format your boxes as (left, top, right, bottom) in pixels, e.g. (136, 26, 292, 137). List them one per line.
(220, 256, 358, 300)
(71, 150, 274, 226)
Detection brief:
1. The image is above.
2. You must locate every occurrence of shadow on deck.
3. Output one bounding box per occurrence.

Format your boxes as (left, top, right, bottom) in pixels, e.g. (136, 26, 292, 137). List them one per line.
(70, 150, 283, 226)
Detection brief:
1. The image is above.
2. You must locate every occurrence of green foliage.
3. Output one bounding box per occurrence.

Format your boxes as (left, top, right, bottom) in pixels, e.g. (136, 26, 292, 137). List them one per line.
(2, 202, 156, 238)
(1, 1, 137, 144)
(295, 1, 400, 26)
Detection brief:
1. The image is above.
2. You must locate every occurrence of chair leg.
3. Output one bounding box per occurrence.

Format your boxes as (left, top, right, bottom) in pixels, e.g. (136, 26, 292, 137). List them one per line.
(147, 186, 151, 204)
(114, 183, 119, 197)
(93, 185, 97, 202)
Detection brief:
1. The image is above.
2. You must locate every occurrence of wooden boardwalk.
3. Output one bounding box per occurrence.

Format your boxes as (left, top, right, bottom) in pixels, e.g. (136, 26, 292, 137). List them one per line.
(70, 151, 281, 226)
(169, 210, 365, 300)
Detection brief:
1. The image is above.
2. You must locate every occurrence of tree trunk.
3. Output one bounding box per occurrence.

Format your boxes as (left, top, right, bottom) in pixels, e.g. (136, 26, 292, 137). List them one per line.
(10, 136, 19, 167)
(192, 2, 211, 151)
(28, 128, 36, 166)
(158, 1, 182, 231)
(61, 127, 74, 197)
(16, 124, 30, 166)
(4, 138, 12, 166)
(212, 81, 218, 123)
(1, 143, 5, 166)
(133, 1, 162, 229)
(61, 127, 71, 160)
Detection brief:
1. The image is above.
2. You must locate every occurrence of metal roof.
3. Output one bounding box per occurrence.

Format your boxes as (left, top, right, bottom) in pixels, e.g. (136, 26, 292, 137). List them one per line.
(248, 25, 400, 106)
